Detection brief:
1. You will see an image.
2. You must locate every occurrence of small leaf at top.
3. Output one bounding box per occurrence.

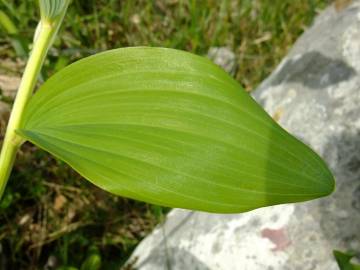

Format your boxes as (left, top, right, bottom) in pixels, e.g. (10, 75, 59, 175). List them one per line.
(18, 47, 335, 213)
(39, 0, 70, 22)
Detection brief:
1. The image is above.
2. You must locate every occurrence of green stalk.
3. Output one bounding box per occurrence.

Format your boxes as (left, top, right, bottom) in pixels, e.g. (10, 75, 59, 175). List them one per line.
(0, 0, 69, 199)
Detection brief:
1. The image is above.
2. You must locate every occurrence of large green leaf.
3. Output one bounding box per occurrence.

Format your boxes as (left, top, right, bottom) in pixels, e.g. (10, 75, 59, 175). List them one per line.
(18, 47, 334, 213)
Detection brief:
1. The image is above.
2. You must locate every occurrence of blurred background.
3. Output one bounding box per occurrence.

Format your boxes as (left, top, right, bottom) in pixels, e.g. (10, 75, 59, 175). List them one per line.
(0, 0, 334, 269)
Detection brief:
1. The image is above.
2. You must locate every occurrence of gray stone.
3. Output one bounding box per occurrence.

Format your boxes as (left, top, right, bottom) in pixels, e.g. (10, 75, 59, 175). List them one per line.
(127, 2, 360, 269)
(207, 47, 237, 76)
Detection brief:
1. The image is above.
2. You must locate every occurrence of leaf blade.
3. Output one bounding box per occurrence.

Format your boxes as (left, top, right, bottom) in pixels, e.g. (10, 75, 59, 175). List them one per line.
(19, 47, 335, 213)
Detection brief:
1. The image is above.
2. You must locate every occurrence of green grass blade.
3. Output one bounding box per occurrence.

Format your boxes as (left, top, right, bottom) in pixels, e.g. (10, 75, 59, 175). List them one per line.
(0, 10, 27, 57)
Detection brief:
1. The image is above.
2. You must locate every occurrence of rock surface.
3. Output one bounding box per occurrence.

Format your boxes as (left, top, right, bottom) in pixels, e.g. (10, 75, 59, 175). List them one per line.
(207, 47, 237, 76)
(128, 2, 360, 269)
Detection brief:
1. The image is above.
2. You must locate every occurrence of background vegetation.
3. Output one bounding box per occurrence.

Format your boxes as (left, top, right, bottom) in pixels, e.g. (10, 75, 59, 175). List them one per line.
(0, 0, 333, 269)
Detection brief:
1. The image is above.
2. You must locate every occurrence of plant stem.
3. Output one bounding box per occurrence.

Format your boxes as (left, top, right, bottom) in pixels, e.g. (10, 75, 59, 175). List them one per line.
(0, 17, 65, 199)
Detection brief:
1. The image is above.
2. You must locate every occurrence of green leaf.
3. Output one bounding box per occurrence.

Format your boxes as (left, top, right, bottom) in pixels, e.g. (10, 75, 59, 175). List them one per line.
(334, 250, 360, 270)
(0, 10, 17, 34)
(19, 47, 335, 213)
(0, 10, 27, 57)
(39, 0, 70, 22)
(81, 245, 101, 270)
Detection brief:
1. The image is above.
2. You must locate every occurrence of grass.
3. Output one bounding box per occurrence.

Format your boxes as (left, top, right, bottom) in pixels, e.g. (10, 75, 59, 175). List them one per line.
(0, 0, 333, 269)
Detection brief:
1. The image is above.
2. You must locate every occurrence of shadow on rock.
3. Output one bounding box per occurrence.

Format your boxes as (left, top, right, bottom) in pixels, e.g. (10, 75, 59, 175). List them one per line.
(270, 51, 356, 89)
(318, 130, 360, 250)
